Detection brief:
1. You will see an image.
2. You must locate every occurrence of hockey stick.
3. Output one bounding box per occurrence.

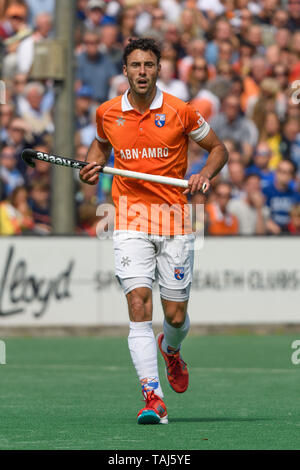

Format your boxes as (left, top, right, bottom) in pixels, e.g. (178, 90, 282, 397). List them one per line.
(21, 149, 207, 191)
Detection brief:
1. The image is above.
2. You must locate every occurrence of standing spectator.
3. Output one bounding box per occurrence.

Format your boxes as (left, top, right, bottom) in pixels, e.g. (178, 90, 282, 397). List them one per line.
(187, 56, 209, 99)
(206, 182, 239, 236)
(246, 142, 275, 189)
(263, 160, 300, 233)
(0, 145, 24, 195)
(76, 30, 118, 103)
(210, 94, 258, 164)
(156, 59, 189, 101)
(228, 174, 270, 235)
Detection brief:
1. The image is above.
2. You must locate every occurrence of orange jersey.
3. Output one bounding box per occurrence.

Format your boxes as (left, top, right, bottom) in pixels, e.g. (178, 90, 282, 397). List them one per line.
(96, 87, 210, 235)
(206, 203, 239, 236)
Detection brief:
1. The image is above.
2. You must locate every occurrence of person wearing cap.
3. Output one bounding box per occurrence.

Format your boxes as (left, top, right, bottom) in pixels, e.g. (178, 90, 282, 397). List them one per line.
(84, 0, 115, 30)
(76, 86, 94, 129)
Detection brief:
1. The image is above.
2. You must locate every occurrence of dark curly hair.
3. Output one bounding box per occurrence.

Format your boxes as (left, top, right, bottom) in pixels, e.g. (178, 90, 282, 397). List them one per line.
(123, 38, 161, 65)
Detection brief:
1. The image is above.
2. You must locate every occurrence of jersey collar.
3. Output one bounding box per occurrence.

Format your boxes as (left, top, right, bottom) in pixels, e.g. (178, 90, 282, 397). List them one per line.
(121, 86, 163, 112)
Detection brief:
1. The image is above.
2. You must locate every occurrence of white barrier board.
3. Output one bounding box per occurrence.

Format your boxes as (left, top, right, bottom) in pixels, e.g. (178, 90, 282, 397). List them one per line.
(0, 237, 299, 325)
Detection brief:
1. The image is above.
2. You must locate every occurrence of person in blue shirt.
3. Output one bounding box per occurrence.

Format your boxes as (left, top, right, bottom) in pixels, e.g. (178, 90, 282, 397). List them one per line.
(246, 142, 275, 189)
(76, 30, 118, 103)
(263, 159, 300, 234)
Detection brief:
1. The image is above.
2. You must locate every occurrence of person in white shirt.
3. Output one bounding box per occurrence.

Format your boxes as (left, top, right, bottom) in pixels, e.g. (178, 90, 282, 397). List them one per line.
(228, 173, 270, 235)
(156, 59, 189, 101)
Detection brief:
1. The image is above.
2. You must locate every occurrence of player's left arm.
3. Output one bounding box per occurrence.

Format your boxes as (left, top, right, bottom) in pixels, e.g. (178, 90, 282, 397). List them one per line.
(184, 128, 228, 195)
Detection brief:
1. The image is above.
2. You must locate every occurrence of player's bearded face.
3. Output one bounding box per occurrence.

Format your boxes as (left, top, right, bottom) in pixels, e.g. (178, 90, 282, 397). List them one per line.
(124, 49, 160, 96)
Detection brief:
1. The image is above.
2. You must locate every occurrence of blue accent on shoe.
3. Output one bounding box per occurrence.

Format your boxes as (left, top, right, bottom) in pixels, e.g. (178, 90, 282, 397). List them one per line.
(137, 410, 160, 425)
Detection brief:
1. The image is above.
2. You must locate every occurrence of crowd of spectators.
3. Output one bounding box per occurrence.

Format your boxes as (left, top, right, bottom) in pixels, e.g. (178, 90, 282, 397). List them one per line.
(0, 0, 300, 236)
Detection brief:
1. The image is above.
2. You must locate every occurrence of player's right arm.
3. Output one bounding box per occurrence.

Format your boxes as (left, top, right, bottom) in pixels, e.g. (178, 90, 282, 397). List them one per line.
(79, 138, 112, 185)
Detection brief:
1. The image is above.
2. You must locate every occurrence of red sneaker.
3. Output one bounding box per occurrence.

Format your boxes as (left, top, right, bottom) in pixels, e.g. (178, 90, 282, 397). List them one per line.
(137, 390, 168, 425)
(157, 333, 189, 393)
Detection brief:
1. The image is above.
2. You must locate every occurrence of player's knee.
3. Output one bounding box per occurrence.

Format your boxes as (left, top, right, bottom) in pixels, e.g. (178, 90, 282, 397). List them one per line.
(164, 303, 187, 328)
(127, 288, 152, 322)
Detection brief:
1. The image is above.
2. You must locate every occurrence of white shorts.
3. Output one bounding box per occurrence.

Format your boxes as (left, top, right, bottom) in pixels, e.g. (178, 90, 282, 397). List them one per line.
(113, 231, 194, 298)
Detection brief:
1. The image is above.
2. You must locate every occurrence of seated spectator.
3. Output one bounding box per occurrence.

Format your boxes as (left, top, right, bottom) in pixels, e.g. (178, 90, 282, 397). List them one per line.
(99, 24, 123, 73)
(25, 144, 51, 185)
(76, 30, 118, 103)
(228, 161, 246, 199)
(0, 102, 15, 142)
(241, 55, 269, 112)
(228, 174, 270, 235)
(186, 56, 209, 99)
(77, 202, 99, 236)
(246, 142, 275, 189)
(191, 88, 220, 123)
(205, 18, 233, 66)
(19, 82, 54, 137)
(260, 112, 283, 170)
(248, 78, 285, 129)
(287, 204, 300, 235)
(263, 160, 300, 234)
(84, 0, 109, 31)
(0, 185, 34, 235)
(108, 74, 129, 100)
(156, 59, 189, 101)
(142, 7, 166, 43)
(279, 118, 300, 178)
(2, 117, 33, 175)
(206, 182, 239, 236)
(287, 0, 300, 32)
(25, 0, 55, 27)
(210, 94, 258, 164)
(0, 145, 24, 195)
(16, 12, 53, 74)
(75, 85, 94, 130)
(1, 2, 31, 78)
(28, 179, 51, 234)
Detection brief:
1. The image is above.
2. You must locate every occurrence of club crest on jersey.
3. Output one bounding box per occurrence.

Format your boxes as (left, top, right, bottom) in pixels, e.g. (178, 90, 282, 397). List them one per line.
(174, 267, 184, 280)
(155, 114, 166, 127)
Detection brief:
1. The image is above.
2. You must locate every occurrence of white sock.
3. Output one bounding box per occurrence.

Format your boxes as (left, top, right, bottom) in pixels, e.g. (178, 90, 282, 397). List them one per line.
(128, 321, 164, 398)
(162, 314, 190, 354)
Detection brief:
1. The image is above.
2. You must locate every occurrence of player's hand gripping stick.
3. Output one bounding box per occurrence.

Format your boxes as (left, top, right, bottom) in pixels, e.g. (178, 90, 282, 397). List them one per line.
(22, 149, 207, 192)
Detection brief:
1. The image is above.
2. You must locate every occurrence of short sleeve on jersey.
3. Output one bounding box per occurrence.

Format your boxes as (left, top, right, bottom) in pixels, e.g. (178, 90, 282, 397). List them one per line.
(96, 106, 109, 143)
(184, 102, 210, 142)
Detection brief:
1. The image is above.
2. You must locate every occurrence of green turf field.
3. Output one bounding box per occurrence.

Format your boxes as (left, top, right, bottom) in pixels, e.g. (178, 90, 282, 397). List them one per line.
(0, 335, 299, 450)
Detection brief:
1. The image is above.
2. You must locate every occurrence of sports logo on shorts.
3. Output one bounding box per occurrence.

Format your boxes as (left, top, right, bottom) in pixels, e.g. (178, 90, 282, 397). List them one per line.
(174, 267, 184, 280)
(155, 114, 166, 127)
